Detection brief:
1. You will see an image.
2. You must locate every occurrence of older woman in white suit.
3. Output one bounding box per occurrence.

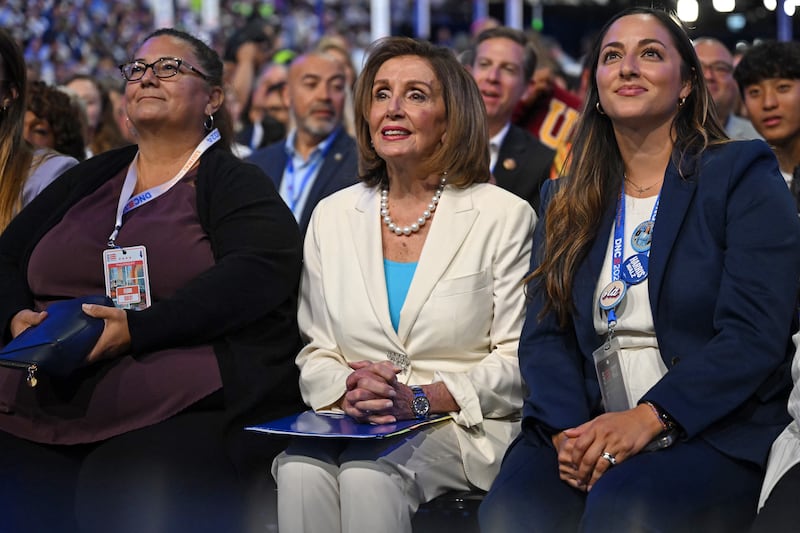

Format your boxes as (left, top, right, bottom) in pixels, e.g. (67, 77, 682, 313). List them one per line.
(271, 36, 536, 533)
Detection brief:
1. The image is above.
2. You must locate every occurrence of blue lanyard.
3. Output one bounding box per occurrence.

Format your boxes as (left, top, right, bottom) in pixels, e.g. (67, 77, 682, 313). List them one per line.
(606, 185, 660, 327)
(283, 128, 339, 213)
(108, 129, 220, 247)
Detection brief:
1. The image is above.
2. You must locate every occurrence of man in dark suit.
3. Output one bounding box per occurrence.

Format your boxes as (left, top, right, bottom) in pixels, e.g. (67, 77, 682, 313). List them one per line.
(248, 51, 358, 234)
(470, 27, 555, 215)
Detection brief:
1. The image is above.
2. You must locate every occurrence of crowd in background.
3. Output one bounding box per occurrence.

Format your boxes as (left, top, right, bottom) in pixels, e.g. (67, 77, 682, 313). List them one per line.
(3, 0, 371, 88)
(2, 0, 583, 90)
(0, 0, 601, 171)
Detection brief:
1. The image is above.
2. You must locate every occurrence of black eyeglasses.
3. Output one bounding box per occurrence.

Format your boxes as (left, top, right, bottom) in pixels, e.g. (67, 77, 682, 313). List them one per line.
(700, 61, 734, 77)
(119, 57, 209, 82)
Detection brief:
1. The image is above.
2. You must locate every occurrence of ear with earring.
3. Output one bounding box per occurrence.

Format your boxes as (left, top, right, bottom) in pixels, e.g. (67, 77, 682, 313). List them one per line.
(125, 116, 138, 139)
(678, 96, 687, 108)
(203, 114, 215, 132)
(595, 101, 606, 116)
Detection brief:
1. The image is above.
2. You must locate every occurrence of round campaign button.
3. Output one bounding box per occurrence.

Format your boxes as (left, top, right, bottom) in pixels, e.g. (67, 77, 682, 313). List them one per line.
(620, 253, 649, 285)
(631, 220, 654, 253)
(599, 280, 627, 310)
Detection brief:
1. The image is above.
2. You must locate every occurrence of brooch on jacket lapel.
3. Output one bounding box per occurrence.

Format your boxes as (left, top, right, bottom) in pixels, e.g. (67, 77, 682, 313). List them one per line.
(386, 351, 410, 374)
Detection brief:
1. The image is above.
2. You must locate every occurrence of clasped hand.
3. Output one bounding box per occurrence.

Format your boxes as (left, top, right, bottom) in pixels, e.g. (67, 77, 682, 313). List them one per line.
(9, 304, 131, 365)
(341, 360, 413, 424)
(552, 404, 662, 492)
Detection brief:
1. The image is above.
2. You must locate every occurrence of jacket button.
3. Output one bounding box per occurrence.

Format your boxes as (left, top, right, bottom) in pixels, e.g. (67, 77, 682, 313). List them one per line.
(671, 357, 681, 366)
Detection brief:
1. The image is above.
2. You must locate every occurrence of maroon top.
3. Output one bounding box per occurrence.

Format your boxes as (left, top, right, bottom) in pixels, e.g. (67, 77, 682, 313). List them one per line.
(0, 166, 222, 444)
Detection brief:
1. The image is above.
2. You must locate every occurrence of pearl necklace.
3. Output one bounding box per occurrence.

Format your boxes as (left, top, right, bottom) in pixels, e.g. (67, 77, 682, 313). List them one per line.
(380, 177, 447, 236)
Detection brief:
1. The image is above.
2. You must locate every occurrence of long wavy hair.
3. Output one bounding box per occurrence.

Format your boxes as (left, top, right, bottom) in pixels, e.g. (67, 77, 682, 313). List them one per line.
(0, 28, 33, 232)
(532, 7, 728, 327)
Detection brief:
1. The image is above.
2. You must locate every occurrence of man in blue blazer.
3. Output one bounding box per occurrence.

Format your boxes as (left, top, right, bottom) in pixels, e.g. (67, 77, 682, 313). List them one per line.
(469, 26, 555, 215)
(248, 50, 358, 234)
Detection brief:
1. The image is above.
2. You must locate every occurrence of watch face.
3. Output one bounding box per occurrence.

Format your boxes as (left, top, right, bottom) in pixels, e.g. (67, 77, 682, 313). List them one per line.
(412, 395, 430, 417)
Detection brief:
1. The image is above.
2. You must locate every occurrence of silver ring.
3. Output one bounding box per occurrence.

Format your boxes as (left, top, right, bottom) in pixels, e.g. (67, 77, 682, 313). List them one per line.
(601, 451, 617, 466)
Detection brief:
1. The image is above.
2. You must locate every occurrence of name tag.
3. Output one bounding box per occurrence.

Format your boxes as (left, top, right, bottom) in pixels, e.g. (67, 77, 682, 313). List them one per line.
(592, 336, 630, 412)
(102, 245, 152, 310)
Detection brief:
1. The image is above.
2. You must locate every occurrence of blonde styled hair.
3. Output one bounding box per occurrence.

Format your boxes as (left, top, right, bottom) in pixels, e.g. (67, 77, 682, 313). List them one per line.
(353, 37, 490, 188)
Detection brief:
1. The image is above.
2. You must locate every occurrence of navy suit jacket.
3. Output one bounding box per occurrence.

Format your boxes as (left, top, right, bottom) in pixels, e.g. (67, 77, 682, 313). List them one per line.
(493, 124, 556, 215)
(235, 115, 286, 150)
(520, 140, 800, 466)
(248, 130, 359, 234)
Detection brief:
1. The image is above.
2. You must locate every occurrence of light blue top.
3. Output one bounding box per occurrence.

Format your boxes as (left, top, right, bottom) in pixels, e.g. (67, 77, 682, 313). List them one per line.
(384, 258, 417, 332)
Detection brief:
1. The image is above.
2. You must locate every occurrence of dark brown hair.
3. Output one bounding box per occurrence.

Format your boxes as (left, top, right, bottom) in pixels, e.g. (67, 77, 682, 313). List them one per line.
(134, 28, 233, 151)
(473, 26, 538, 80)
(532, 6, 727, 326)
(27, 81, 86, 161)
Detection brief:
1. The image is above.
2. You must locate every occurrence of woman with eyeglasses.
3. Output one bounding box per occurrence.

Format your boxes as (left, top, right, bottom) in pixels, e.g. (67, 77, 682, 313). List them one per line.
(0, 28, 304, 533)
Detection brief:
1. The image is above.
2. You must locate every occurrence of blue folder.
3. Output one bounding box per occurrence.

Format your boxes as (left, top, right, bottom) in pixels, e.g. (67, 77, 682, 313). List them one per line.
(246, 410, 452, 439)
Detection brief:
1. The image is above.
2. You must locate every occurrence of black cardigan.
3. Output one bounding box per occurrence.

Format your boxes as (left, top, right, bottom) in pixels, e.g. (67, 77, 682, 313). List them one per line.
(0, 144, 305, 428)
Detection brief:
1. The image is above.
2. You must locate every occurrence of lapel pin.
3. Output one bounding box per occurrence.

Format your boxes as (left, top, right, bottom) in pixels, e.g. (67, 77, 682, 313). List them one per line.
(502, 158, 516, 171)
(334, 152, 342, 161)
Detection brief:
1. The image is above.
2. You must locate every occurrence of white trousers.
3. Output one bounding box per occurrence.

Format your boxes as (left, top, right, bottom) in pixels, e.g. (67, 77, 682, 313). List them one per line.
(272, 421, 473, 533)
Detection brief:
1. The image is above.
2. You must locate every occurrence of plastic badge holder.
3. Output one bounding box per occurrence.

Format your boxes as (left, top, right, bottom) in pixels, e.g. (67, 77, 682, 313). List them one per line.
(0, 295, 113, 387)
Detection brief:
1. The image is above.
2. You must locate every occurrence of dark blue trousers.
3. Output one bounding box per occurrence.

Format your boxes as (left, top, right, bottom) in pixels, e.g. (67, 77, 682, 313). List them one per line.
(0, 409, 278, 533)
(480, 430, 762, 533)
(750, 462, 800, 532)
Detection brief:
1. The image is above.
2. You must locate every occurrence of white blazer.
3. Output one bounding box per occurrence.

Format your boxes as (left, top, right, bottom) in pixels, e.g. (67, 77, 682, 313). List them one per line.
(759, 330, 800, 509)
(297, 181, 536, 490)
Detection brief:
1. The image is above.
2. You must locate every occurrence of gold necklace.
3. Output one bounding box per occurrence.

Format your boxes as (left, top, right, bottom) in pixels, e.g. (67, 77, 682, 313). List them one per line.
(624, 174, 660, 195)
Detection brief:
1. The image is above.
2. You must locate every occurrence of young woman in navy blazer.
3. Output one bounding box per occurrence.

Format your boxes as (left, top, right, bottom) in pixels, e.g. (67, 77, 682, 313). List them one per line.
(481, 7, 800, 532)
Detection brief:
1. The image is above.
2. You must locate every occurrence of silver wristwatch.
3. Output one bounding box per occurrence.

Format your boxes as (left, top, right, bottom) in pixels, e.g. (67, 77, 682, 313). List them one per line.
(410, 386, 430, 419)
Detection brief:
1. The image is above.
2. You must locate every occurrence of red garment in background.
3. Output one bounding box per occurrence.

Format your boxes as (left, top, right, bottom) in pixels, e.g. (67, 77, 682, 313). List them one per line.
(514, 84, 582, 150)
(514, 84, 582, 179)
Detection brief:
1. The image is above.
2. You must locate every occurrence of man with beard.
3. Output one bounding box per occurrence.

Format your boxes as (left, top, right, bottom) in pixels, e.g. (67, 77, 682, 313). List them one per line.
(469, 26, 555, 215)
(249, 51, 358, 234)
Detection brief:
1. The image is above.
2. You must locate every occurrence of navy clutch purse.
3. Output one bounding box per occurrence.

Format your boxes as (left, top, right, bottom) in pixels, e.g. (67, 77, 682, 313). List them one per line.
(0, 295, 113, 387)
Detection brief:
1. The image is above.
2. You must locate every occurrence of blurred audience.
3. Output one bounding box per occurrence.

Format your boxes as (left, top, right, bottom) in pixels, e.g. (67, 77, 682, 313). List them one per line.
(236, 61, 289, 151)
(735, 40, 800, 209)
(314, 35, 358, 135)
(0, 29, 77, 234)
(469, 26, 555, 214)
(24, 80, 86, 161)
(64, 74, 130, 157)
(512, 31, 583, 153)
(693, 37, 761, 140)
